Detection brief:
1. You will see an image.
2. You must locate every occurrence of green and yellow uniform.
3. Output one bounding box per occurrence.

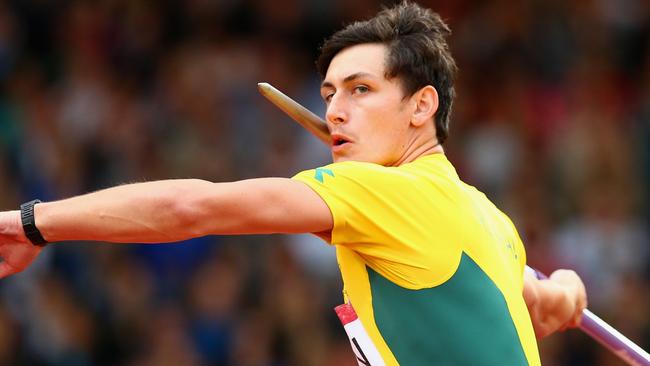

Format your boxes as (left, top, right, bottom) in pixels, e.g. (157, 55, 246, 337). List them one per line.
(293, 153, 540, 365)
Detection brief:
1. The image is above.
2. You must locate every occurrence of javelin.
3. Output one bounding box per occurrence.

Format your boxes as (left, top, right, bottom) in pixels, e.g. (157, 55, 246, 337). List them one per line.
(257, 81, 650, 366)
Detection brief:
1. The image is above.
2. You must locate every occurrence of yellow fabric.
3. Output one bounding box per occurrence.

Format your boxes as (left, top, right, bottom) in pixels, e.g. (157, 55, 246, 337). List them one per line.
(292, 153, 540, 365)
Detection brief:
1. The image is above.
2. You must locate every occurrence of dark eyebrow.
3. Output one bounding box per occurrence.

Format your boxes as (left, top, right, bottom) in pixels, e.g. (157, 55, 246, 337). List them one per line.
(321, 72, 376, 89)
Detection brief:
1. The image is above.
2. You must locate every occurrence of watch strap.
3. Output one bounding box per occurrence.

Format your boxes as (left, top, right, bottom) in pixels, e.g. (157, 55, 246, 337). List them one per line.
(20, 199, 48, 246)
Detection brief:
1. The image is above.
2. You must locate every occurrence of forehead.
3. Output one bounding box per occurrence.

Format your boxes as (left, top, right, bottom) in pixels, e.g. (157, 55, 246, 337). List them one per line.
(324, 43, 388, 83)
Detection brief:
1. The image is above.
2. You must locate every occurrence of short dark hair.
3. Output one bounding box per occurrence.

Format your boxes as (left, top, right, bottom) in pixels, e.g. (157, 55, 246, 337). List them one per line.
(317, 1, 457, 144)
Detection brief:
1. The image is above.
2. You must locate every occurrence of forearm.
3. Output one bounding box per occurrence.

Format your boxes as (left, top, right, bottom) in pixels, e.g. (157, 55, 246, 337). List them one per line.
(34, 179, 220, 243)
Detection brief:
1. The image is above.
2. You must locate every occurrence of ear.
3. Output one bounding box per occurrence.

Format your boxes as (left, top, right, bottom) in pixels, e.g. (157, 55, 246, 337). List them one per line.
(410, 85, 439, 127)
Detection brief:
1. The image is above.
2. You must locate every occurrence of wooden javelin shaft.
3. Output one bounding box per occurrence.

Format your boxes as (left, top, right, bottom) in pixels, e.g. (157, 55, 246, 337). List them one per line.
(257, 83, 331, 145)
(256, 81, 650, 366)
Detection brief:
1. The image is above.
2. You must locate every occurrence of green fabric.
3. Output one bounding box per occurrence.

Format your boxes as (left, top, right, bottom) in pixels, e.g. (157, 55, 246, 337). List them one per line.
(369, 253, 528, 365)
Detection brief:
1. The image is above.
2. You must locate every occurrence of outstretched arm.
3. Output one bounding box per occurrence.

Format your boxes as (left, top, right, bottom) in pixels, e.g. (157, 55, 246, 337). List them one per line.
(523, 269, 588, 339)
(0, 178, 332, 278)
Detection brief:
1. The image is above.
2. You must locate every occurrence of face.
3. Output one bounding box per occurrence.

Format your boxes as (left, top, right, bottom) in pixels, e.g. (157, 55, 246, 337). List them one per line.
(320, 43, 417, 165)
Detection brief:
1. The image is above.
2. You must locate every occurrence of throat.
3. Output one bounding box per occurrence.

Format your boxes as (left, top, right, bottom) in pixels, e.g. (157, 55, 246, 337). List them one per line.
(390, 139, 444, 166)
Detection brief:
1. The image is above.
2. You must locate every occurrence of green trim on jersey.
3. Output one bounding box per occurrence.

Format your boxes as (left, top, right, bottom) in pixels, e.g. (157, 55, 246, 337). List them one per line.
(369, 252, 528, 365)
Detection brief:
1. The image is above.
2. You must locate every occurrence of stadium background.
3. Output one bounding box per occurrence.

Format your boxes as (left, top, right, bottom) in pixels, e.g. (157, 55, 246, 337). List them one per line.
(0, 0, 648, 364)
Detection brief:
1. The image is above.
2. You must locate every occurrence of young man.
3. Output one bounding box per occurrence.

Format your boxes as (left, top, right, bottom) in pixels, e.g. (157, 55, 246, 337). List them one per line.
(0, 2, 585, 365)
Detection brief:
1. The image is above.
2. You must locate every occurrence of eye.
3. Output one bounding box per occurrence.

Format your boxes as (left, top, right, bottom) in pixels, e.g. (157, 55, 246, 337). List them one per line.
(322, 91, 335, 103)
(353, 85, 369, 94)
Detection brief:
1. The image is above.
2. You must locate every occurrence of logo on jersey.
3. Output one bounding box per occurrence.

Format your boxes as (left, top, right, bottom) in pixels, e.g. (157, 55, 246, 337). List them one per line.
(314, 168, 335, 183)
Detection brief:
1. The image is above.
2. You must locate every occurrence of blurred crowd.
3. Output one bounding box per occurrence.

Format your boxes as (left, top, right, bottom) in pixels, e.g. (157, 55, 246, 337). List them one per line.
(0, 0, 648, 365)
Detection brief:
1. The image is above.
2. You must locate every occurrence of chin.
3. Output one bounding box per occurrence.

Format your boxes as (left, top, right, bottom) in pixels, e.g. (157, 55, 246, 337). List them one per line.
(332, 154, 354, 163)
(331, 155, 348, 163)
(332, 154, 378, 164)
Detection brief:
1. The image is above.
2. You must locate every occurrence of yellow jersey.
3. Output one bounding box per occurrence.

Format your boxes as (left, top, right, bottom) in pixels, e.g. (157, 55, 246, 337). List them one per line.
(292, 153, 540, 365)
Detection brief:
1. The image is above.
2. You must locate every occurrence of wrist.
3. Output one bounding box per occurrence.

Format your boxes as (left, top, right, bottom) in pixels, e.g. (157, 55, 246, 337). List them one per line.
(20, 200, 48, 246)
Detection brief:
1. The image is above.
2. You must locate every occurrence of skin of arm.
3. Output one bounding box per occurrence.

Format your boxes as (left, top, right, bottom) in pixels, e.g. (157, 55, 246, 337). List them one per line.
(0, 178, 333, 277)
(35, 178, 333, 241)
(523, 269, 588, 339)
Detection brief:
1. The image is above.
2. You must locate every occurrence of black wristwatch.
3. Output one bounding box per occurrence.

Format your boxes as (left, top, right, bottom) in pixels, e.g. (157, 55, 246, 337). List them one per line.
(20, 199, 48, 246)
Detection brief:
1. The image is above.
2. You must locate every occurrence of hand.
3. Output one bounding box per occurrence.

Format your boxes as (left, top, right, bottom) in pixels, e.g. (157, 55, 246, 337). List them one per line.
(0, 210, 44, 279)
(549, 269, 588, 330)
(523, 268, 588, 338)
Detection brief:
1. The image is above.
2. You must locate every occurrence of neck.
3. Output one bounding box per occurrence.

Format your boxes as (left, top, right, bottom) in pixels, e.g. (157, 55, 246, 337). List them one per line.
(390, 137, 444, 167)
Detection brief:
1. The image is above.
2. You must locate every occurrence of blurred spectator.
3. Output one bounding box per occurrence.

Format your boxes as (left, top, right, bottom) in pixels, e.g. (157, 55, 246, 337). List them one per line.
(0, 0, 648, 365)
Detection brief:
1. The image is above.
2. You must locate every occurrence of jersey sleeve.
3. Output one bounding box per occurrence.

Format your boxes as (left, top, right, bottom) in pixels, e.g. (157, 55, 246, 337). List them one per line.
(292, 161, 449, 261)
(293, 161, 402, 245)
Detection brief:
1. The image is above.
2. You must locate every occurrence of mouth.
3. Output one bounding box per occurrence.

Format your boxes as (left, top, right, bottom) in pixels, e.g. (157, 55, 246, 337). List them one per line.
(331, 137, 352, 153)
(331, 134, 352, 148)
(332, 137, 349, 146)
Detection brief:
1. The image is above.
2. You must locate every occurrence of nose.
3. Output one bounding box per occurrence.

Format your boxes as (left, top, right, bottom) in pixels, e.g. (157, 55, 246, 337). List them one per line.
(325, 94, 347, 125)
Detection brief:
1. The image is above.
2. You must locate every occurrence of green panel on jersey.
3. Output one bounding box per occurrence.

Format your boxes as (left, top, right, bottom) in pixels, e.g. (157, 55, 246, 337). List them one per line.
(368, 253, 528, 365)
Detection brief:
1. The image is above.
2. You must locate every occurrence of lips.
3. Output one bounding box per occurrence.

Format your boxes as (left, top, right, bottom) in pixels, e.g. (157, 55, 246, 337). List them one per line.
(332, 137, 349, 146)
(331, 133, 352, 147)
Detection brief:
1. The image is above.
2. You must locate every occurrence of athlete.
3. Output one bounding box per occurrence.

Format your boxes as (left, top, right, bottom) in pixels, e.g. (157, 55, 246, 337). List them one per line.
(0, 2, 585, 365)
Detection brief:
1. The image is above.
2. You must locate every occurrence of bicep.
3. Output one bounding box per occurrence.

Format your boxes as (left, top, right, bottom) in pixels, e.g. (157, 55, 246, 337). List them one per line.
(196, 178, 333, 235)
